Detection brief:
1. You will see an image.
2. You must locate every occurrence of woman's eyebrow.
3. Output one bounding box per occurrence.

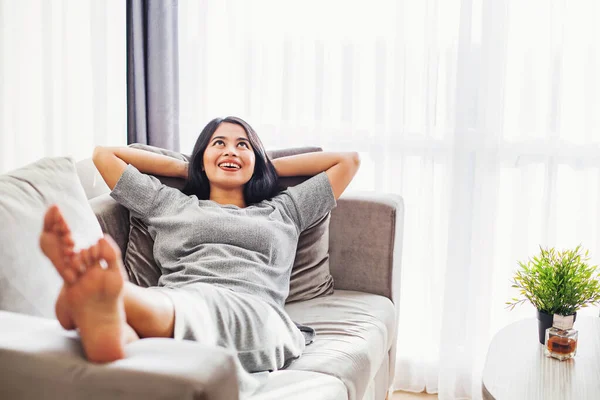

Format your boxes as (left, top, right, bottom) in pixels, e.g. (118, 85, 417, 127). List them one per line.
(212, 136, 250, 142)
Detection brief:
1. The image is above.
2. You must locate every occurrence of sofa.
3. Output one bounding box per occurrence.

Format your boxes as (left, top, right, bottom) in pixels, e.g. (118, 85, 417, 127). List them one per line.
(0, 146, 404, 400)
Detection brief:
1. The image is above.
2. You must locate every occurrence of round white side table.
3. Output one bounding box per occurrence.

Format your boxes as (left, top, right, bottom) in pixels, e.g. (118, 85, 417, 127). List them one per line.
(482, 316, 600, 400)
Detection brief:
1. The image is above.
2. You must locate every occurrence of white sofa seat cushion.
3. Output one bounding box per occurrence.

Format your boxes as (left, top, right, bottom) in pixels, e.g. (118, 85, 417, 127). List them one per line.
(0, 311, 244, 400)
(249, 370, 348, 400)
(284, 290, 395, 400)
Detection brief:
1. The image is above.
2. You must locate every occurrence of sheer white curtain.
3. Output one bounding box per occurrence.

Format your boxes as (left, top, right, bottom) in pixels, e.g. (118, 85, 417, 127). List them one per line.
(0, 0, 126, 174)
(178, 0, 600, 398)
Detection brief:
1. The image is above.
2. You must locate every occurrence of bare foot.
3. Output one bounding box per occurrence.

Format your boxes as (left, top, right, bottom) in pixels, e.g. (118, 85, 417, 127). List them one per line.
(40, 205, 78, 280)
(67, 236, 138, 363)
(40, 205, 77, 329)
(40, 205, 137, 362)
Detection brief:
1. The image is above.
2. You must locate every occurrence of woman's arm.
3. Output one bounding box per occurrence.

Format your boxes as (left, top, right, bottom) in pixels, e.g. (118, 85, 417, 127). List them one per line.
(92, 146, 188, 191)
(271, 151, 360, 200)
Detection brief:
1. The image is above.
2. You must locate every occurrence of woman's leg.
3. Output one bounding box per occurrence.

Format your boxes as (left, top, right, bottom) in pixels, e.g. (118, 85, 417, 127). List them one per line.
(122, 282, 175, 338)
(40, 205, 174, 362)
(57, 281, 175, 339)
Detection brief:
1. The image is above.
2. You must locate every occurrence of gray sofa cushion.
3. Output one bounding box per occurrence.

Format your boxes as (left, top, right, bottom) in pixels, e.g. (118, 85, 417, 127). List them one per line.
(120, 144, 334, 303)
(89, 195, 130, 261)
(0, 157, 103, 318)
(284, 290, 396, 400)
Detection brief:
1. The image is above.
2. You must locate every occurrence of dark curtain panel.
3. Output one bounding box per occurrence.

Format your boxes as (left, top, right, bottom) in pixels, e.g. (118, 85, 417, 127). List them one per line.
(127, 0, 179, 151)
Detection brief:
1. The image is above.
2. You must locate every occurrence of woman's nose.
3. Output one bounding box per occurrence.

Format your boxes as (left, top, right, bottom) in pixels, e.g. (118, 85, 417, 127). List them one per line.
(223, 147, 238, 156)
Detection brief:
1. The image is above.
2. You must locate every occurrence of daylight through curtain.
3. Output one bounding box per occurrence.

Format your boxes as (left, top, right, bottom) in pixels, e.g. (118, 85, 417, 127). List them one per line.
(178, 1, 600, 398)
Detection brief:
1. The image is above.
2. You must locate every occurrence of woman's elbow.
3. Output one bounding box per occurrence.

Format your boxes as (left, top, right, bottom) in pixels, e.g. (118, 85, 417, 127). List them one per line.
(92, 146, 114, 170)
(341, 152, 361, 177)
(350, 152, 361, 167)
(92, 145, 105, 162)
(92, 146, 116, 163)
(344, 152, 361, 170)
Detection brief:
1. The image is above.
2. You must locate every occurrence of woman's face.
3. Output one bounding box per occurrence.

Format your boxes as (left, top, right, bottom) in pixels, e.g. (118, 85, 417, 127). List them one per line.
(202, 122, 256, 189)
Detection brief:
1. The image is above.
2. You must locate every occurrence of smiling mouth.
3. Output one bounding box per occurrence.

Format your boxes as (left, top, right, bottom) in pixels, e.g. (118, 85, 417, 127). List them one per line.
(218, 163, 241, 171)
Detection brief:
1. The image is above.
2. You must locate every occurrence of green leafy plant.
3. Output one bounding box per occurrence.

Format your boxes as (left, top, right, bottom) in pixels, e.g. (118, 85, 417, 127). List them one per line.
(506, 245, 600, 315)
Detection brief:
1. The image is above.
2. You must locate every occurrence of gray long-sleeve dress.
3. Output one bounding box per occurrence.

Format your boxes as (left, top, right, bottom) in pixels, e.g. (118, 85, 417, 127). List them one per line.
(110, 165, 336, 375)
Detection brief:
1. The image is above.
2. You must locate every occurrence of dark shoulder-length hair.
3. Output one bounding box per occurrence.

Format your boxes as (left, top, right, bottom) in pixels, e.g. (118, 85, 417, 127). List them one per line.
(181, 116, 279, 205)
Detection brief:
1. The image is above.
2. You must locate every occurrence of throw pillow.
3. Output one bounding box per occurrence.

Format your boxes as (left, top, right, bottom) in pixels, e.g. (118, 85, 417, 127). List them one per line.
(0, 157, 104, 318)
(122, 143, 334, 302)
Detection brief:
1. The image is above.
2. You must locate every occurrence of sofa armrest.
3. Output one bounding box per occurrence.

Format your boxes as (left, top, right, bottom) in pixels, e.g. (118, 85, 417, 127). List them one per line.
(0, 311, 241, 400)
(90, 194, 130, 258)
(328, 192, 404, 388)
(328, 192, 404, 307)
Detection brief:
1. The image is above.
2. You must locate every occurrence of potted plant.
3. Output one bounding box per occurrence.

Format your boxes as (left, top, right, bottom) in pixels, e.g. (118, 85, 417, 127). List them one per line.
(506, 245, 600, 344)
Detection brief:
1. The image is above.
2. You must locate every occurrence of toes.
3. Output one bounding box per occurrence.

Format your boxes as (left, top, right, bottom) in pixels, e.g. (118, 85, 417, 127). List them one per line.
(44, 204, 72, 236)
(88, 243, 103, 270)
(63, 268, 78, 285)
(54, 223, 69, 236)
(48, 249, 79, 284)
(98, 235, 121, 268)
(70, 252, 85, 276)
(61, 252, 84, 281)
(54, 252, 80, 284)
(43, 205, 59, 232)
(57, 217, 71, 234)
(64, 237, 122, 283)
(98, 236, 126, 279)
(79, 248, 88, 267)
(61, 235, 75, 248)
(80, 243, 104, 271)
(90, 243, 100, 261)
(81, 248, 93, 269)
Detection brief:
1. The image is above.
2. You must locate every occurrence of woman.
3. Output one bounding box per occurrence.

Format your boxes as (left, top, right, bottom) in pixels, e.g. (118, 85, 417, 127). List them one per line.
(39, 116, 360, 375)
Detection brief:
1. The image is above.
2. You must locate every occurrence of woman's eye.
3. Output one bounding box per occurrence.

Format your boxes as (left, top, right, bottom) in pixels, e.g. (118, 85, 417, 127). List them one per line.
(213, 140, 249, 148)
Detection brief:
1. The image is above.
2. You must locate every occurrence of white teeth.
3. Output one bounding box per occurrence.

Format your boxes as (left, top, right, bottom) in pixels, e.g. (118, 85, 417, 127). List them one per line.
(219, 162, 240, 169)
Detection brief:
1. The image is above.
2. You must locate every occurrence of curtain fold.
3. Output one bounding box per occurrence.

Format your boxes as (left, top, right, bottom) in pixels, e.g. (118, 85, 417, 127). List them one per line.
(127, 0, 179, 151)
